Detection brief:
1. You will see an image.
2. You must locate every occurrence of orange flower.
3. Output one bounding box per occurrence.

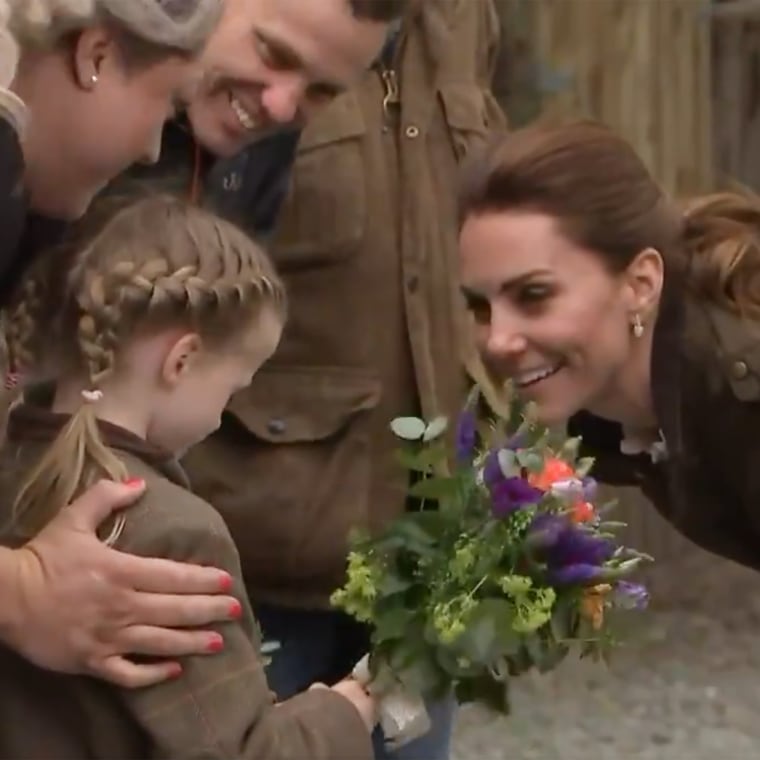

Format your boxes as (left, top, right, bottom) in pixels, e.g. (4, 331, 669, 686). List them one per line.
(571, 501, 595, 524)
(580, 583, 612, 630)
(528, 457, 575, 491)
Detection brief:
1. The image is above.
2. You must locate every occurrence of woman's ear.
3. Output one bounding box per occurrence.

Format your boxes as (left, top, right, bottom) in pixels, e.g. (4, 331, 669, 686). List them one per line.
(71, 26, 113, 90)
(623, 246, 664, 319)
(161, 332, 203, 387)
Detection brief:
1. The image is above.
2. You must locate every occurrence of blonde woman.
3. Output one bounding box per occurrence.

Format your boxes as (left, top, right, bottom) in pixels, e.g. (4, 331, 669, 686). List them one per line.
(0, 0, 238, 691)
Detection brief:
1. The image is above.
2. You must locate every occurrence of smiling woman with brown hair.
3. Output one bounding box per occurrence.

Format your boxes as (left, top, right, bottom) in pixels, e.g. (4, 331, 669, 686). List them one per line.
(458, 119, 760, 571)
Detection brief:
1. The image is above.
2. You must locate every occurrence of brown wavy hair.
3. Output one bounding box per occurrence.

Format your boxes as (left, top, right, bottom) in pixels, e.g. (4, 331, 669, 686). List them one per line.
(459, 119, 760, 320)
(4, 193, 286, 540)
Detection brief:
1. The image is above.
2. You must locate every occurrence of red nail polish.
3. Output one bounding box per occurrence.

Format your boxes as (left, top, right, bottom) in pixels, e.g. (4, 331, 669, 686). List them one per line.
(229, 601, 242, 620)
(218, 573, 233, 593)
(207, 634, 224, 653)
(168, 663, 183, 679)
(124, 477, 144, 489)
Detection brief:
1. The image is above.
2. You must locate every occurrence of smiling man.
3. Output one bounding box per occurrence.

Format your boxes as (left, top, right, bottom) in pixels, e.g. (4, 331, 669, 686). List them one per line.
(180, 1, 509, 758)
(121, 0, 400, 237)
(189, 0, 389, 156)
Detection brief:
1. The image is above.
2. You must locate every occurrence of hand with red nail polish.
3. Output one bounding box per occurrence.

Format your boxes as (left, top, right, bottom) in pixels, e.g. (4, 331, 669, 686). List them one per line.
(2, 479, 239, 689)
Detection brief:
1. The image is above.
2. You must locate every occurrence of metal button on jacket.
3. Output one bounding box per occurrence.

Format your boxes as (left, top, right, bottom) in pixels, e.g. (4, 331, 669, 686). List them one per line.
(267, 418, 287, 435)
(731, 360, 749, 381)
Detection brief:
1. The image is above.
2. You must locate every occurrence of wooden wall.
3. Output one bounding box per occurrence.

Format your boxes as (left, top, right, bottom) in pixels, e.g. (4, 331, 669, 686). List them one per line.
(711, 0, 760, 189)
(492, 0, 714, 197)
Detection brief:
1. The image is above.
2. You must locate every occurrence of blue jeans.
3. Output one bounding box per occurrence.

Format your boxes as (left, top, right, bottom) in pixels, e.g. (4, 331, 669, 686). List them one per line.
(256, 603, 455, 760)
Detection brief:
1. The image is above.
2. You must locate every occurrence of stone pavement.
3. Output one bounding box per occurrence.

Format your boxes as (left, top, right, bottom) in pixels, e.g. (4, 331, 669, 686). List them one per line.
(452, 496, 760, 760)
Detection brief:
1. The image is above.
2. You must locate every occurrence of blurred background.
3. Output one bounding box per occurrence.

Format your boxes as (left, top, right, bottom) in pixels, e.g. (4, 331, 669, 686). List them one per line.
(453, 2, 760, 757)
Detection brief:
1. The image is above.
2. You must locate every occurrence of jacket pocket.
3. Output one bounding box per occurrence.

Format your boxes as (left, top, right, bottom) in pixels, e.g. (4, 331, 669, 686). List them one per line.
(271, 93, 367, 268)
(438, 83, 494, 162)
(182, 365, 382, 598)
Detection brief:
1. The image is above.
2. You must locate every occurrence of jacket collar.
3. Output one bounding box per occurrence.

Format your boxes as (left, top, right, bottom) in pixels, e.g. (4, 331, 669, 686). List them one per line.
(649, 280, 687, 459)
(7, 399, 189, 490)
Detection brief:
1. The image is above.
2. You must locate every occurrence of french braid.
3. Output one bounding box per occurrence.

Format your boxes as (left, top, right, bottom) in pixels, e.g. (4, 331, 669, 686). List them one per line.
(7, 193, 285, 542)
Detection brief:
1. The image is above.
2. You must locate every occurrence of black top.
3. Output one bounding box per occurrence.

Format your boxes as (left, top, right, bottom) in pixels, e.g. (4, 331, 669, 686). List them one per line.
(0, 118, 68, 306)
(120, 117, 301, 240)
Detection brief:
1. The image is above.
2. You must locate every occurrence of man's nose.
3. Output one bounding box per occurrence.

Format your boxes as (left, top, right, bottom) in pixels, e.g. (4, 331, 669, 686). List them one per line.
(260, 77, 306, 124)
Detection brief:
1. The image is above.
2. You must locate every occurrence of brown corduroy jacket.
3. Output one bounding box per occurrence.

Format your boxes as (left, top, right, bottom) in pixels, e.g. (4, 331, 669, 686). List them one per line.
(569, 288, 760, 571)
(182, 0, 508, 608)
(0, 404, 372, 760)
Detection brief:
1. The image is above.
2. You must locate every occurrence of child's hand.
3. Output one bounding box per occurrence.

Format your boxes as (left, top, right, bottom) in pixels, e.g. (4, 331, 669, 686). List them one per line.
(310, 679, 377, 731)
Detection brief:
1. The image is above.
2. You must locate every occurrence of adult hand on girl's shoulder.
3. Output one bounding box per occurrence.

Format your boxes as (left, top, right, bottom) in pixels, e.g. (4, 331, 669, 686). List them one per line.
(3, 478, 238, 688)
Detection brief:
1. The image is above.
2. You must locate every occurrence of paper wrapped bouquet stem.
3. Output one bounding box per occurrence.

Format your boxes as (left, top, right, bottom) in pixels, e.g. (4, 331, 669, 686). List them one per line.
(352, 654, 431, 750)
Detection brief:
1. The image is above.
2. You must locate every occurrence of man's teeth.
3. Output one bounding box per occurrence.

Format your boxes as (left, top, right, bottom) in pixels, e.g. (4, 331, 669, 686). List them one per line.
(230, 97, 255, 131)
(515, 363, 562, 388)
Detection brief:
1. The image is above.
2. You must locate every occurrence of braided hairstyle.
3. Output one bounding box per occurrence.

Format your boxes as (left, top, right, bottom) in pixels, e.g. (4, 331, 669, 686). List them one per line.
(5, 193, 286, 541)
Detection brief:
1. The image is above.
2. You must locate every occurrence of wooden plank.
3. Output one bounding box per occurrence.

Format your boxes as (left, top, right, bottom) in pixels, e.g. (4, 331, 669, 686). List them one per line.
(529, 0, 712, 195)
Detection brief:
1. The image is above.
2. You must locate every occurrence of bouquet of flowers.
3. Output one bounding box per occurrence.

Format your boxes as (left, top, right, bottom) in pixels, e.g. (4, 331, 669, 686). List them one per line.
(331, 384, 652, 747)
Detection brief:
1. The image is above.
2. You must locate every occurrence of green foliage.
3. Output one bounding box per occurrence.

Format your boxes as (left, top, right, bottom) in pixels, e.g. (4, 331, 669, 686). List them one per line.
(331, 384, 652, 713)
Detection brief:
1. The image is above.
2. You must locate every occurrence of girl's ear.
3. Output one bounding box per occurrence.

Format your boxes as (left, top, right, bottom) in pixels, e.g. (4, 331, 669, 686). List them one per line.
(161, 332, 202, 387)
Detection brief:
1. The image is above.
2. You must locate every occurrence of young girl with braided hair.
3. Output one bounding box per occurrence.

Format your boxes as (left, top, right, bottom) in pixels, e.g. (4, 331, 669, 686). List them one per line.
(0, 194, 376, 759)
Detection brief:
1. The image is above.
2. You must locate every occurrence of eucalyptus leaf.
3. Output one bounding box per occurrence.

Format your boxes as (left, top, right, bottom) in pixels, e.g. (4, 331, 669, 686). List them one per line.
(378, 574, 414, 597)
(458, 599, 520, 663)
(395, 447, 446, 473)
(374, 606, 416, 641)
(390, 416, 427, 441)
(560, 436, 582, 459)
(497, 449, 518, 478)
(436, 647, 482, 679)
(423, 415, 449, 442)
(389, 518, 437, 551)
(396, 649, 448, 698)
(516, 449, 544, 473)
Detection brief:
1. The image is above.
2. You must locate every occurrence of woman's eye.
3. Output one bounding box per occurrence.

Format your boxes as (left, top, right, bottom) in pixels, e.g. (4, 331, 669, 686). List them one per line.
(518, 284, 551, 304)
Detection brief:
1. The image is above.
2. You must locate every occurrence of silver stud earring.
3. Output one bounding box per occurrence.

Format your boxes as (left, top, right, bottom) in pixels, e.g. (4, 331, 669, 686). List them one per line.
(90, 74, 98, 85)
(632, 313, 644, 338)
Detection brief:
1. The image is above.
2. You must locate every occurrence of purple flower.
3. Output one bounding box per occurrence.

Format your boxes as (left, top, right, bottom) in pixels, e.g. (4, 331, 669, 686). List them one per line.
(549, 527, 614, 568)
(550, 476, 598, 504)
(490, 477, 543, 517)
(483, 448, 543, 517)
(524, 513, 567, 550)
(527, 514, 616, 586)
(455, 410, 477, 463)
(549, 563, 607, 585)
(582, 477, 598, 502)
(483, 449, 504, 487)
(614, 581, 649, 610)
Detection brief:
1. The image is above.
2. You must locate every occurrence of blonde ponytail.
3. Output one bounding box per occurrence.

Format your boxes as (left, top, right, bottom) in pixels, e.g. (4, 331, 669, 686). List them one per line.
(12, 400, 127, 542)
(682, 191, 760, 320)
